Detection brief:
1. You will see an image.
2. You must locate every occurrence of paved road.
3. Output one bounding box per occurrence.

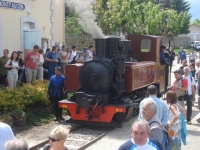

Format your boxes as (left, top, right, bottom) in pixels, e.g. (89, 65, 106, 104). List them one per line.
(86, 56, 200, 150)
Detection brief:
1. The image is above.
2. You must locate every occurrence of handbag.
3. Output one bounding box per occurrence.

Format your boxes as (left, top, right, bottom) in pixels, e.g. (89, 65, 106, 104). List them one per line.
(178, 91, 191, 101)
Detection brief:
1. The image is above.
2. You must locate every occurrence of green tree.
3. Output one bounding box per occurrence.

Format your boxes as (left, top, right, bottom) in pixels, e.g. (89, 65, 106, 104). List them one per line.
(65, 13, 85, 35)
(93, 0, 190, 47)
(169, 0, 190, 13)
(193, 19, 200, 26)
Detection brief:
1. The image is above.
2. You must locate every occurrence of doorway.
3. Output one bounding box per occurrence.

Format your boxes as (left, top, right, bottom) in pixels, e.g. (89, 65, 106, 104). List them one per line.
(23, 30, 40, 56)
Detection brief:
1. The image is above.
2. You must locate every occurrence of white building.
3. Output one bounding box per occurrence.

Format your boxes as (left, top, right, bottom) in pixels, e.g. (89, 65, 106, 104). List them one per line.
(0, 0, 65, 56)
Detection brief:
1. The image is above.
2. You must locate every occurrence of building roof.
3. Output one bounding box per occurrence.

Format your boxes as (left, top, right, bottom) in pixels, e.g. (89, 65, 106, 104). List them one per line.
(189, 23, 200, 29)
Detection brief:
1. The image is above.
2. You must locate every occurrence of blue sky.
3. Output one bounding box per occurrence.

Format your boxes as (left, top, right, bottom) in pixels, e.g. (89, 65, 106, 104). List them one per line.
(186, 0, 200, 22)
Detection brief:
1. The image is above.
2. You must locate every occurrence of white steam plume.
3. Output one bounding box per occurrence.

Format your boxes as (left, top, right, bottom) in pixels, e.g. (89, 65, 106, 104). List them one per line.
(66, 0, 105, 38)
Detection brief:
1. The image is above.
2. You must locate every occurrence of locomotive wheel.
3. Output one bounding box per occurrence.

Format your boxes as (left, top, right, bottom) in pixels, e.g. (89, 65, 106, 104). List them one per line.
(113, 113, 126, 122)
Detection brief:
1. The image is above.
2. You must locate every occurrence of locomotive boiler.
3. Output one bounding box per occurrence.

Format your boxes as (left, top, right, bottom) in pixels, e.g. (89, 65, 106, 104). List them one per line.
(59, 35, 169, 127)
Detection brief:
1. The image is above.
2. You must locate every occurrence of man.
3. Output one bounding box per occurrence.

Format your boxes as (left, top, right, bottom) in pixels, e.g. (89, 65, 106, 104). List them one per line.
(85, 46, 94, 61)
(48, 67, 65, 121)
(0, 49, 9, 88)
(177, 47, 183, 64)
(68, 45, 78, 64)
(179, 59, 188, 75)
(60, 45, 68, 74)
(6, 139, 28, 150)
(118, 120, 162, 150)
(189, 49, 198, 62)
(142, 98, 163, 145)
(197, 68, 200, 123)
(55, 44, 61, 67)
(183, 66, 196, 124)
(169, 47, 175, 71)
(160, 46, 166, 65)
(45, 46, 58, 79)
(24, 45, 40, 83)
(138, 85, 168, 126)
(171, 70, 188, 107)
(0, 122, 15, 150)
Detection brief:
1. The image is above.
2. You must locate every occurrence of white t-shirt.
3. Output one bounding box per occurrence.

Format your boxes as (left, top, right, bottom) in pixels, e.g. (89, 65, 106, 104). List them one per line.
(0, 122, 15, 150)
(183, 75, 195, 95)
(131, 138, 159, 150)
(8, 60, 19, 74)
(189, 53, 198, 60)
(68, 50, 77, 63)
(38, 54, 44, 66)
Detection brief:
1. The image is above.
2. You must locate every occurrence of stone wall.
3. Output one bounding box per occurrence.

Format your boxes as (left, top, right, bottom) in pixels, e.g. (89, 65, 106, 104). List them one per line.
(161, 35, 191, 48)
(65, 34, 191, 50)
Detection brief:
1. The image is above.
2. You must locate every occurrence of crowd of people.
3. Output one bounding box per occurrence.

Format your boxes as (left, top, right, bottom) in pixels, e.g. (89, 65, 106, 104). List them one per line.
(1, 45, 200, 149)
(0, 44, 96, 88)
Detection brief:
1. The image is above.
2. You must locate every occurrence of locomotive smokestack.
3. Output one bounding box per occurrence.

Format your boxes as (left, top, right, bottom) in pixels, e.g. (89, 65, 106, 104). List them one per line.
(95, 38, 106, 60)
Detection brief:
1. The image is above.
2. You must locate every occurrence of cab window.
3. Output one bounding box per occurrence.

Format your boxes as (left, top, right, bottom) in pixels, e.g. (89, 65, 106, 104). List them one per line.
(141, 39, 151, 52)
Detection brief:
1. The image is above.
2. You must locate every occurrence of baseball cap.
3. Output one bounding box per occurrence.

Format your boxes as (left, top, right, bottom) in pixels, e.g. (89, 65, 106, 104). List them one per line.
(55, 66, 61, 70)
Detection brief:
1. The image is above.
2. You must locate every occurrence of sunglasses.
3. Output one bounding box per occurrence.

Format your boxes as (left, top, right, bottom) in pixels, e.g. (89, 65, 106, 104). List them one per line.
(48, 137, 59, 142)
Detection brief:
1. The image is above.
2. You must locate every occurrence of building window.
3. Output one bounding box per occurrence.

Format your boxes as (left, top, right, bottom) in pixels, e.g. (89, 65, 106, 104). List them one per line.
(23, 22, 35, 30)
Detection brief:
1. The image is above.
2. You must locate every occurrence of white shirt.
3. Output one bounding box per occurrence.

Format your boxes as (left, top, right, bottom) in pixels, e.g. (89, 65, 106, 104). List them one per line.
(68, 50, 77, 63)
(183, 75, 195, 95)
(8, 60, 19, 74)
(131, 138, 159, 150)
(189, 53, 198, 60)
(0, 122, 15, 150)
(38, 54, 44, 66)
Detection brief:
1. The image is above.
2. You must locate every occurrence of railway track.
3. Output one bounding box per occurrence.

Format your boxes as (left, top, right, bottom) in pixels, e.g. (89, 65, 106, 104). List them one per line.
(29, 125, 113, 150)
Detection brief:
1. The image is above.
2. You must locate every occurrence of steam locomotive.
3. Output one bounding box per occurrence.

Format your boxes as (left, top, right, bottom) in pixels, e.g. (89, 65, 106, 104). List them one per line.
(59, 34, 170, 127)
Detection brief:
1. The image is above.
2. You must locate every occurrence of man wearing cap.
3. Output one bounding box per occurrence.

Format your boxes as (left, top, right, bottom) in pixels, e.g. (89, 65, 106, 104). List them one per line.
(48, 67, 65, 121)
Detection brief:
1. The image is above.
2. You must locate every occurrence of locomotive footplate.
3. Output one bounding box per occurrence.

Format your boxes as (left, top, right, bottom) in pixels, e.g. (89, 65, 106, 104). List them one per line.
(59, 99, 131, 124)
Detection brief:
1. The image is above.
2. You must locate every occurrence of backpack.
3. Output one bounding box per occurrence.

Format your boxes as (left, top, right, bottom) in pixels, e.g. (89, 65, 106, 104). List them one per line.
(149, 121, 176, 150)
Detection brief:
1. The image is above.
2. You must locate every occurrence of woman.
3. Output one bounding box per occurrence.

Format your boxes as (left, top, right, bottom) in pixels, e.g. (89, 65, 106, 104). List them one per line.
(17, 51, 24, 82)
(37, 49, 44, 81)
(40, 126, 69, 150)
(189, 62, 196, 78)
(166, 90, 185, 150)
(4, 51, 19, 88)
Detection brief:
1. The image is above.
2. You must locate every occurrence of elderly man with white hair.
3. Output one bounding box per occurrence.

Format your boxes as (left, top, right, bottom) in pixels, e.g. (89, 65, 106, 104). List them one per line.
(142, 98, 164, 145)
(138, 85, 168, 126)
(118, 119, 162, 150)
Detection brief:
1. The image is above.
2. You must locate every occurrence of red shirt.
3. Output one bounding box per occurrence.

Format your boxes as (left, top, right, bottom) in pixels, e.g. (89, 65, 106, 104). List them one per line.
(24, 51, 40, 70)
(171, 78, 188, 91)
